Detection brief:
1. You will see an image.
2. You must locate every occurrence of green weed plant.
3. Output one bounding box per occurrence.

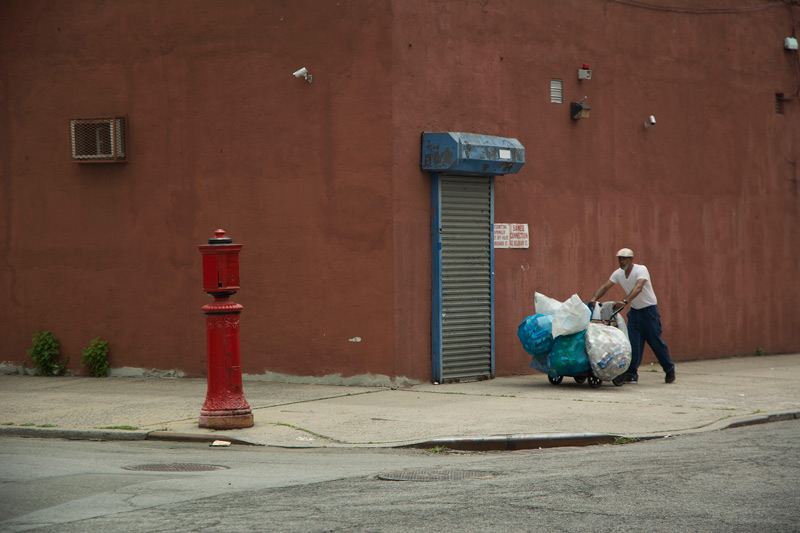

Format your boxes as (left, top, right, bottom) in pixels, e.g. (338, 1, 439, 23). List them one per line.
(81, 337, 110, 377)
(27, 331, 67, 376)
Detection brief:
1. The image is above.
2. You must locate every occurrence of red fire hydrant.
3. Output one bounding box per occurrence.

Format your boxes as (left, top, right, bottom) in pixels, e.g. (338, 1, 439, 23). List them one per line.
(198, 229, 254, 429)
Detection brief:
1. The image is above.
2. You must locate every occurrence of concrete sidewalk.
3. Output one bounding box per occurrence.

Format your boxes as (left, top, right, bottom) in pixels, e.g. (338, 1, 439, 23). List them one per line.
(1, 354, 799, 450)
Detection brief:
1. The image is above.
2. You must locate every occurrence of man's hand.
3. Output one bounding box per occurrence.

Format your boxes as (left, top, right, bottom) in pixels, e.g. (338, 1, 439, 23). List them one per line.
(612, 301, 625, 312)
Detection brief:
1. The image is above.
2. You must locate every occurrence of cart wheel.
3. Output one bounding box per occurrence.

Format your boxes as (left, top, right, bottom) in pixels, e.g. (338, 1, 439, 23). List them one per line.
(588, 376, 602, 388)
(548, 375, 563, 385)
(574, 376, 587, 384)
(612, 375, 626, 386)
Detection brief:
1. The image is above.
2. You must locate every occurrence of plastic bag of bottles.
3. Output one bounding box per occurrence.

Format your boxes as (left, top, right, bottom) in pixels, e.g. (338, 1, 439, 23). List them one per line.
(517, 314, 555, 374)
(584, 323, 631, 380)
(549, 330, 591, 376)
(517, 314, 555, 356)
(529, 352, 551, 375)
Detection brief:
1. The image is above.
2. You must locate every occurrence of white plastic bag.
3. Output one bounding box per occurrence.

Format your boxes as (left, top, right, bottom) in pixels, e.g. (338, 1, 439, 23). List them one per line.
(585, 323, 631, 380)
(595, 301, 629, 340)
(534, 292, 562, 316)
(551, 294, 591, 338)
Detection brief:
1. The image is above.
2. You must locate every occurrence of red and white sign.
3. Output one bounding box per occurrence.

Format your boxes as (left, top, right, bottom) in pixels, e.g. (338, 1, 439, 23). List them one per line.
(494, 223, 510, 249)
(495, 223, 529, 249)
(509, 223, 529, 248)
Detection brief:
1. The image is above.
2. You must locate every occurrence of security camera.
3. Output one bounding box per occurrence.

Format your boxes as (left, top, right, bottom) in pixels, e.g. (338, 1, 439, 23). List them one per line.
(648, 115, 656, 125)
(292, 67, 312, 83)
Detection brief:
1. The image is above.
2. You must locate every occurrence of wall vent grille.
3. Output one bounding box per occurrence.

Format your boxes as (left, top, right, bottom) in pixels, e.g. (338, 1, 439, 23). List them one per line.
(70, 117, 127, 163)
(550, 79, 563, 104)
(775, 93, 785, 115)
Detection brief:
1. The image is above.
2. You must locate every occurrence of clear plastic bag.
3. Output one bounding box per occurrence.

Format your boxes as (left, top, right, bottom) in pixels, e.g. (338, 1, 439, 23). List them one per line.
(585, 323, 631, 380)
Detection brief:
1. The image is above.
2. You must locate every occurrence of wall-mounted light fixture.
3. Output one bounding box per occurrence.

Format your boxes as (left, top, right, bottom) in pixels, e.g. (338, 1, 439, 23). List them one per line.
(785, 37, 798, 51)
(570, 97, 590, 120)
(293, 67, 312, 83)
(643, 115, 656, 130)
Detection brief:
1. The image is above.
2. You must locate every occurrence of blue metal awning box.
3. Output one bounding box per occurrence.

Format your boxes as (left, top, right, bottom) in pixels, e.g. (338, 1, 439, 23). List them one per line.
(421, 132, 525, 176)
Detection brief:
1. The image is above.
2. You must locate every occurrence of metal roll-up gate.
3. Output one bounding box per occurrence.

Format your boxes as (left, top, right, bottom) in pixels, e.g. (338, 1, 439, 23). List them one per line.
(422, 132, 525, 383)
(439, 175, 494, 382)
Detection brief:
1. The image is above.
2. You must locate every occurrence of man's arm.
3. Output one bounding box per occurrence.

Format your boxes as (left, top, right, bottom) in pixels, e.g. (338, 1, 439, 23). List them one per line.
(589, 280, 614, 306)
(625, 278, 647, 304)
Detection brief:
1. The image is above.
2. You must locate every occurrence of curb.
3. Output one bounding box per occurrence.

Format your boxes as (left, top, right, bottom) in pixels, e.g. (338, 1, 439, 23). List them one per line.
(399, 433, 621, 451)
(146, 431, 265, 446)
(721, 410, 800, 429)
(398, 411, 800, 452)
(2, 411, 798, 450)
(0, 426, 148, 441)
(0, 427, 265, 446)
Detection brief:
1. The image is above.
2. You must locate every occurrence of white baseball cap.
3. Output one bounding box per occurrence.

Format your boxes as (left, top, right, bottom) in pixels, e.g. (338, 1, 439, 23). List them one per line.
(616, 248, 634, 257)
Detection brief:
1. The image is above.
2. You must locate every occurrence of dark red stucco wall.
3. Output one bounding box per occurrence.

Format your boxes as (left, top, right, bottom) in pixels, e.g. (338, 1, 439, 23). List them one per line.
(1, 0, 798, 381)
(388, 0, 800, 377)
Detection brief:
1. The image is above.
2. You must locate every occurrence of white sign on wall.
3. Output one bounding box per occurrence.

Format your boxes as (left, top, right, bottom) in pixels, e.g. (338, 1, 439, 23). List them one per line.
(509, 223, 529, 248)
(494, 223, 529, 249)
(494, 223, 510, 248)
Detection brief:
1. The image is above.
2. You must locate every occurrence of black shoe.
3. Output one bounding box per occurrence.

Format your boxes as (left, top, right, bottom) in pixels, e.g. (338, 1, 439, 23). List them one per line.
(665, 369, 676, 383)
(613, 373, 637, 386)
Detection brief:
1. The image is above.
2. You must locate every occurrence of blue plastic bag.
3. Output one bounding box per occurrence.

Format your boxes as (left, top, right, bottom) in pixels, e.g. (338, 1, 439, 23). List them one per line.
(548, 330, 591, 376)
(529, 353, 551, 375)
(517, 314, 555, 356)
(518, 314, 555, 375)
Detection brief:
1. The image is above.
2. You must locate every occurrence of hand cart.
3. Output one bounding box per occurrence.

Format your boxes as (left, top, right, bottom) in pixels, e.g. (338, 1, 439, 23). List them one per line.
(546, 302, 627, 388)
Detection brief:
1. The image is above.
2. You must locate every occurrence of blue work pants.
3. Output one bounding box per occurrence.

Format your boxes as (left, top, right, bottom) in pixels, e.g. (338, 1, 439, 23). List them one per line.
(626, 305, 674, 378)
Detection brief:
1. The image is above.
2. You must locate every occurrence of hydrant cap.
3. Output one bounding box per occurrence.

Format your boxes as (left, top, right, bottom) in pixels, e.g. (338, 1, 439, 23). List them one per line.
(208, 229, 233, 244)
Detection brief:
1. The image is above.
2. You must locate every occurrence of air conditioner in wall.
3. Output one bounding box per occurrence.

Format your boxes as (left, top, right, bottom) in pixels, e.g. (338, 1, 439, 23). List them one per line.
(69, 117, 127, 163)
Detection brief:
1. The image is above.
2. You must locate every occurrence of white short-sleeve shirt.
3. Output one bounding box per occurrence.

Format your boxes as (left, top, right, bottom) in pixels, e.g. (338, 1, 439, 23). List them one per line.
(610, 264, 658, 309)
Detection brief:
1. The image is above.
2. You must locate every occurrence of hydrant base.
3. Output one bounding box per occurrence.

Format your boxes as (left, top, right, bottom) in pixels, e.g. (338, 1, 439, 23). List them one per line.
(199, 412, 254, 430)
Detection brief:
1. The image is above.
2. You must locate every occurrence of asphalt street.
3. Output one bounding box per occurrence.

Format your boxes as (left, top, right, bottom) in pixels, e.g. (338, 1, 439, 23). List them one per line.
(1, 419, 798, 532)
